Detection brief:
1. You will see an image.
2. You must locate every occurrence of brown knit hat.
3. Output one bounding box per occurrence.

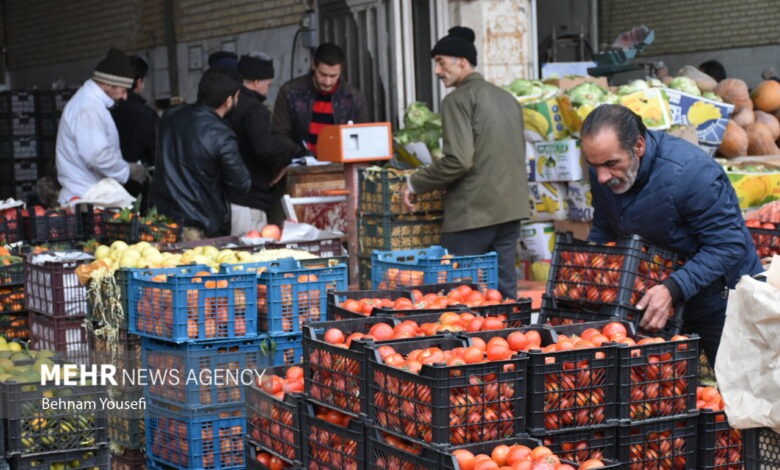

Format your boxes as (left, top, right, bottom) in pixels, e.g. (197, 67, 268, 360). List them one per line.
(93, 48, 134, 88)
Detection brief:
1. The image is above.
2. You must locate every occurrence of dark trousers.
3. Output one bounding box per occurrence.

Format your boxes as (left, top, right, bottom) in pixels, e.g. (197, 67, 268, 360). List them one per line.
(440, 220, 520, 299)
(682, 310, 725, 367)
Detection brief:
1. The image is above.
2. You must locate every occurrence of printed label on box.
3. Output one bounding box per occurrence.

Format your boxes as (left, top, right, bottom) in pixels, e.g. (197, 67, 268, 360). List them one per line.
(619, 89, 672, 130)
(727, 171, 780, 208)
(665, 89, 734, 145)
(518, 222, 556, 260)
(566, 180, 593, 222)
(533, 139, 584, 182)
(529, 182, 568, 221)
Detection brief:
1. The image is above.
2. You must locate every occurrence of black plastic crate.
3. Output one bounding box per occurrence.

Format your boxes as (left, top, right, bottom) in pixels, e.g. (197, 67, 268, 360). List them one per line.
(358, 167, 444, 215)
(745, 427, 780, 469)
(698, 410, 744, 469)
(0, 311, 29, 340)
(548, 232, 683, 310)
(0, 159, 38, 184)
(524, 326, 618, 433)
(359, 212, 443, 256)
(0, 259, 24, 287)
(87, 327, 142, 380)
(110, 446, 146, 470)
(25, 252, 92, 318)
(23, 207, 84, 243)
(10, 446, 110, 470)
(366, 335, 527, 446)
(76, 204, 108, 240)
(1, 377, 108, 457)
(0, 91, 36, 114)
(36, 114, 59, 139)
(0, 136, 38, 159)
(327, 288, 413, 320)
(303, 316, 402, 414)
(301, 400, 365, 470)
(0, 207, 23, 244)
(247, 364, 305, 466)
(531, 424, 618, 464)
(35, 89, 75, 114)
(106, 386, 145, 449)
(540, 295, 684, 340)
(617, 413, 699, 469)
(246, 438, 303, 470)
(616, 332, 699, 423)
(0, 284, 25, 314)
(749, 224, 780, 259)
(37, 138, 55, 160)
(0, 114, 36, 137)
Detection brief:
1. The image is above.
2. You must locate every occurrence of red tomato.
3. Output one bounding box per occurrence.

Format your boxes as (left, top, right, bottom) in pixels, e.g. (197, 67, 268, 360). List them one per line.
(323, 328, 345, 345)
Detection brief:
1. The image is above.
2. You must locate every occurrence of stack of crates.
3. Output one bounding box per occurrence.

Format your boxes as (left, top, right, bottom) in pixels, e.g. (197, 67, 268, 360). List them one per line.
(0, 244, 27, 342)
(0, 91, 38, 201)
(35, 89, 75, 179)
(24, 250, 93, 364)
(357, 167, 444, 288)
(127, 265, 262, 469)
(222, 257, 347, 367)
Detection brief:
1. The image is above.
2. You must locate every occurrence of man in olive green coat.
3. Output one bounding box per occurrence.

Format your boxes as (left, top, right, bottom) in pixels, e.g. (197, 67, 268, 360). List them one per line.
(402, 26, 529, 298)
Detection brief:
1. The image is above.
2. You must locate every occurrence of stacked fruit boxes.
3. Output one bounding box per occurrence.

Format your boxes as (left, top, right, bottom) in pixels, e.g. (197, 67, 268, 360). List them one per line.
(0, 91, 38, 202)
(0, 247, 27, 342)
(357, 167, 444, 288)
(127, 266, 261, 469)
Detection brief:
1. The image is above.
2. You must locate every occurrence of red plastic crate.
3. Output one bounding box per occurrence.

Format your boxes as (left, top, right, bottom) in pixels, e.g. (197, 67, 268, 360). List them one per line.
(24, 252, 93, 318)
(28, 312, 89, 364)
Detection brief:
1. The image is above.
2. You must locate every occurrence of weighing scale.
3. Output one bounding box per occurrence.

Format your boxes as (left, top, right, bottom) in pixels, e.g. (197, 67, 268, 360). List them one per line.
(316, 122, 393, 285)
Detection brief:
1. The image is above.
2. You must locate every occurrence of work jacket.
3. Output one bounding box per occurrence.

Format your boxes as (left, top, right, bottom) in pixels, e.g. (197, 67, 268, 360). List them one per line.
(148, 103, 251, 237)
(410, 72, 530, 232)
(589, 130, 763, 318)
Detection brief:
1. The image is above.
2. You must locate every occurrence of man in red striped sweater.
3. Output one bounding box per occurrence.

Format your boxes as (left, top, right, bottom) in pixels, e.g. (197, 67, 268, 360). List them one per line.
(272, 43, 369, 158)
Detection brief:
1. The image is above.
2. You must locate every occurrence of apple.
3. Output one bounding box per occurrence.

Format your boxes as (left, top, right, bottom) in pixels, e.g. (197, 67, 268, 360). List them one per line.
(245, 230, 261, 238)
(260, 224, 281, 241)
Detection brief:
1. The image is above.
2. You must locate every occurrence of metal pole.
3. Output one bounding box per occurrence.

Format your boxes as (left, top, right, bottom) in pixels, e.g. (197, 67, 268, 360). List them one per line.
(163, 0, 179, 97)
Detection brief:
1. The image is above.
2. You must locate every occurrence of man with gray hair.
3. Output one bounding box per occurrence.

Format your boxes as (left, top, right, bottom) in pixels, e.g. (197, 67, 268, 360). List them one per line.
(56, 48, 150, 204)
(581, 104, 761, 365)
(229, 52, 306, 235)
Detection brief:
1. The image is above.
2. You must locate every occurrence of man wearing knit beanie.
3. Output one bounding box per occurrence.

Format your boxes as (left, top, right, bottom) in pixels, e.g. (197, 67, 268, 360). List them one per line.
(402, 26, 530, 299)
(56, 48, 150, 204)
(228, 52, 306, 236)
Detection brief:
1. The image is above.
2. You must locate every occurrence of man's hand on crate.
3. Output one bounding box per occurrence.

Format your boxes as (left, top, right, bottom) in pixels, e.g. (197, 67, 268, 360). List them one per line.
(636, 284, 673, 331)
(402, 184, 417, 213)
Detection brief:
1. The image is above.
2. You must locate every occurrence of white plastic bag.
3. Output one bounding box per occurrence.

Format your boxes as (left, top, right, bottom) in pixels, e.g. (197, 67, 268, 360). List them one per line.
(715, 265, 780, 433)
(66, 178, 135, 208)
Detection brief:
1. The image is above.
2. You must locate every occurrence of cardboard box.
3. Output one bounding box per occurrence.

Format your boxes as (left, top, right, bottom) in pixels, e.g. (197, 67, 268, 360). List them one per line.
(529, 182, 568, 221)
(723, 157, 780, 208)
(522, 95, 579, 142)
(665, 89, 734, 145)
(566, 180, 593, 222)
(619, 88, 672, 130)
(532, 139, 586, 182)
(554, 220, 592, 241)
(543, 75, 609, 92)
(518, 222, 556, 260)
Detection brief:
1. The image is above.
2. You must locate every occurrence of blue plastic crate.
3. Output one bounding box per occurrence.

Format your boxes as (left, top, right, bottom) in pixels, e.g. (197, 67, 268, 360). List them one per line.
(142, 337, 263, 409)
(145, 402, 246, 470)
(371, 246, 498, 291)
(128, 266, 258, 343)
(259, 333, 303, 367)
(223, 257, 347, 335)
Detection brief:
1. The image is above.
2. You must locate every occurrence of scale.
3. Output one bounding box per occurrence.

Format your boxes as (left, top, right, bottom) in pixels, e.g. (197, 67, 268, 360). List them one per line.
(316, 122, 393, 285)
(587, 26, 662, 79)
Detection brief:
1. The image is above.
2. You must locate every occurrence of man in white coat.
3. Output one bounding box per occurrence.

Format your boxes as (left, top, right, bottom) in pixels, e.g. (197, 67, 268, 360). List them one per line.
(56, 48, 150, 205)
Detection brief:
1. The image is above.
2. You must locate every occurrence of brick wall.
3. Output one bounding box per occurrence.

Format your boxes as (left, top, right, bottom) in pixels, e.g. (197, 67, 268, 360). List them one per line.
(0, 0, 304, 70)
(599, 0, 780, 55)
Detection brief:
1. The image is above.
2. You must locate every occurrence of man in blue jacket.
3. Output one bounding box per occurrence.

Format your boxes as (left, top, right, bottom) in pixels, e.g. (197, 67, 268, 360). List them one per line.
(581, 104, 762, 365)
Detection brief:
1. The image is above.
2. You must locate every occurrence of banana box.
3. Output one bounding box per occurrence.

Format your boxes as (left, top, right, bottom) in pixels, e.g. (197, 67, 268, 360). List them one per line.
(726, 170, 780, 209)
(521, 95, 579, 142)
(532, 139, 585, 182)
(566, 180, 593, 222)
(619, 88, 672, 130)
(665, 89, 735, 145)
(518, 222, 556, 261)
(529, 182, 568, 221)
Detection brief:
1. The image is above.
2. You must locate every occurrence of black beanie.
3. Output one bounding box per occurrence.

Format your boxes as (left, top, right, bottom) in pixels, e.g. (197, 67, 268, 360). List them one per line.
(209, 51, 238, 69)
(93, 48, 134, 88)
(238, 53, 275, 80)
(431, 26, 477, 66)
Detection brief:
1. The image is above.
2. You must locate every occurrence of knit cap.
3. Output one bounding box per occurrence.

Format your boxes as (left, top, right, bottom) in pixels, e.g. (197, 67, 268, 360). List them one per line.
(93, 48, 134, 88)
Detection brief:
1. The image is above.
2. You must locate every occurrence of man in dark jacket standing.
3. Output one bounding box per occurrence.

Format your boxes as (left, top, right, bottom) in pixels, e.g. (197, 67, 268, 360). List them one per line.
(148, 67, 251, 240)
(229, 53, 305, 235)
(272, 43, 369, 157)
(402, 26, 530, 299)
(111, 55, 158, 197)
(581, 104, 762, 365)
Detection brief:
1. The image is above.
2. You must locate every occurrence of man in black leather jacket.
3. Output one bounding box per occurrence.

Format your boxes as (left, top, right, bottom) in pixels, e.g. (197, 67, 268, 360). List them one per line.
(229, 53, 305, 235)
(148, 67, 251, 240)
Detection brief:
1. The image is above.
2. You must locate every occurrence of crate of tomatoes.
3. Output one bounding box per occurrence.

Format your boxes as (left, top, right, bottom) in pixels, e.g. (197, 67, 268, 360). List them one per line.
(367, 430, 620, 470)
(547, 232, 683, 309)
(371, 246, 498, 291)
(246, 364, 305, 468)
(617, 413, 699, 469)
(22, 206, 84, 242)
(301, 401, 365, 470)
(746, 219, 780, 259)
(366, 334, 528, 446)
(532, 424, 618, 466)
(0, 206, 23, 244)
(696, 386, 744, 469)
